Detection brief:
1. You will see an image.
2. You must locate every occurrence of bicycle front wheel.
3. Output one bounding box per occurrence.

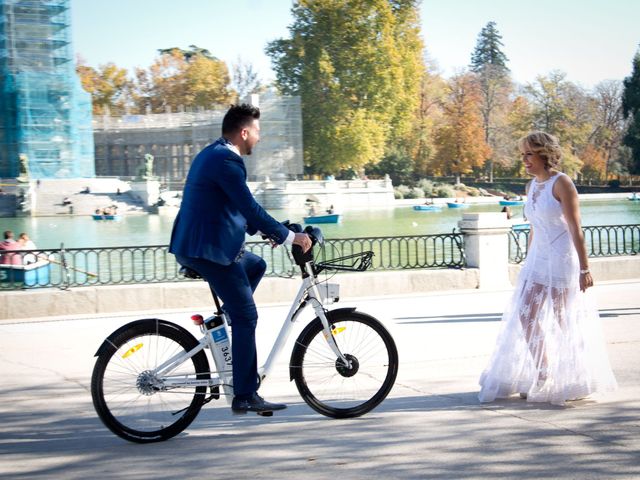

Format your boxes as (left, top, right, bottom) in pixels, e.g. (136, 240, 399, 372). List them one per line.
(291, 310, 398, 418)
(91, 319, 210, 443)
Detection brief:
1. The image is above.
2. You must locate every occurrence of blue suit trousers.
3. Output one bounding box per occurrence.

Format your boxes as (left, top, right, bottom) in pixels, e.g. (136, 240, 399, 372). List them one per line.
(176, 252, 267, 398)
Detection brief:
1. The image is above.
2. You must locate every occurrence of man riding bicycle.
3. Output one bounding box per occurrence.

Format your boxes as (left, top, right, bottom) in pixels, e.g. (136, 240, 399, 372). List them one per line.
(169, 104, 311, 414)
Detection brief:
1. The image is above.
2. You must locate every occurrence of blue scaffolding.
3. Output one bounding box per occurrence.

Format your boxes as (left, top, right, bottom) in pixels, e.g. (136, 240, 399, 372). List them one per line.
(0, 0, 94, 179)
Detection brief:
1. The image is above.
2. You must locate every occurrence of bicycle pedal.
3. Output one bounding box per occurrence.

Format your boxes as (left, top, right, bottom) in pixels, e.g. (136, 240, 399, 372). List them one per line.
(210, 385, 220, 400)
(257, 411, 273, 417)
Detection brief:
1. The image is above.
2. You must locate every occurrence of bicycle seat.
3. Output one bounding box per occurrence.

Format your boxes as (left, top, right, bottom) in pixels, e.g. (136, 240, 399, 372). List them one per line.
(179, 266, 202, 279)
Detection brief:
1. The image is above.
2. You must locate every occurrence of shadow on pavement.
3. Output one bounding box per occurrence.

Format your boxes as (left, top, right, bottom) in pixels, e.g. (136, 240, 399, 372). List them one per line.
(1, 379, 639, 479)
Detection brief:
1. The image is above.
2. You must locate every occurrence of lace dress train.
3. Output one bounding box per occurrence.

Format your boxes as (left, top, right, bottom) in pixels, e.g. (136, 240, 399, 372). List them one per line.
(478, 173, 617, 405)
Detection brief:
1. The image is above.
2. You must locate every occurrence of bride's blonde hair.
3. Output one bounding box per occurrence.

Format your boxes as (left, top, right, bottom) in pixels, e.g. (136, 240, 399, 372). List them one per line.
(518, 131, 562, 170)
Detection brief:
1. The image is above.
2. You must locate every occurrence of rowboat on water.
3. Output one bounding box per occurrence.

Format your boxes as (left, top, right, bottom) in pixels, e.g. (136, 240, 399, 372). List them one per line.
(92, 214, 121, 220)
(413, 205, 442, 211)
(499, 200, 524, 206)
(303, 213, 341, 224)
(446, 202, 469, 209)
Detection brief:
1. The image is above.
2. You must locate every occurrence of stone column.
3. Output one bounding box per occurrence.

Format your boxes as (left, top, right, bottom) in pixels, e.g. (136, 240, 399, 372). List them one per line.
(458, 212, 512, 289)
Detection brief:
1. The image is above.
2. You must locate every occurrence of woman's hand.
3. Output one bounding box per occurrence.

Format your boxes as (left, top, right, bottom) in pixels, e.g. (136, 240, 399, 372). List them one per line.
(580, 271, 593, 292)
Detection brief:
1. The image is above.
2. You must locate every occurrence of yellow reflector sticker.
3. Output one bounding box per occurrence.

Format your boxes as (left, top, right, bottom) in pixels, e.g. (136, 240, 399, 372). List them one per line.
(122, 343, 143, 359)
(324, 327, 346, 339)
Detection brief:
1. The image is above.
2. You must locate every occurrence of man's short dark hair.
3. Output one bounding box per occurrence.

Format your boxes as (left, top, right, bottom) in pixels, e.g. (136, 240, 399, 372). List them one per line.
(222, 104, 260, 135)
(4, 230, 13, 240)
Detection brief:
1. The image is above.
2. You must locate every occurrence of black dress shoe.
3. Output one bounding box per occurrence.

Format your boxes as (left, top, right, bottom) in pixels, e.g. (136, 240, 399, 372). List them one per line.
(231, 393, 287, 414)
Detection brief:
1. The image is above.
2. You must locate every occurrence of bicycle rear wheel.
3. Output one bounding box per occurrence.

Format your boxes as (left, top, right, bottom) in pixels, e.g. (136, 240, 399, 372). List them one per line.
(91, 319, 210, 443)
(290, 310, 398, 418)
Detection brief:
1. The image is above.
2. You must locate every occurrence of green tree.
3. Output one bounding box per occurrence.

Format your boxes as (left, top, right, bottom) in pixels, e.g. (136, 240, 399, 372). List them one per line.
(266, 0, 424, 174)
(621, 48, 640, 175)
(470, 21, 509, 73)
(366, 145, 415, 186)
(469, 21, 511, 182)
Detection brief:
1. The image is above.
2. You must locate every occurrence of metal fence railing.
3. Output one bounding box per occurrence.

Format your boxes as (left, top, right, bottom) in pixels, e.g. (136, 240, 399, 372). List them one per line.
(509, 224, 640, 264)
(0, 232, 465, 290)
(2, 224, 636, 290)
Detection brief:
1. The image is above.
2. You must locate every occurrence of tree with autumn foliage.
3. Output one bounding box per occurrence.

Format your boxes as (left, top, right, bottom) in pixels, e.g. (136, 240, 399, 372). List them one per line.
(409, 57, 447, 177)
(76, 58, 132, 115)
(433, 73, 491, 184)
(523, 72, 595, 177)
(266, 0, 424, 175)
(132, 46, 233, 114)
(590, 80, 626, 180)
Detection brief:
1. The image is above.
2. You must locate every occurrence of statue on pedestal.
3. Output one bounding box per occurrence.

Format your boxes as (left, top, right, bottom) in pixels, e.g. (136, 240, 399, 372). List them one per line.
(137, 154, 155, 180)
(17, 154, 30, 183)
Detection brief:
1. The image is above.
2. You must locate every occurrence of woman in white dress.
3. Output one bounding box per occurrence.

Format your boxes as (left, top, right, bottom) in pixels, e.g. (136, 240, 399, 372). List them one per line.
(478, 131, 617, 405)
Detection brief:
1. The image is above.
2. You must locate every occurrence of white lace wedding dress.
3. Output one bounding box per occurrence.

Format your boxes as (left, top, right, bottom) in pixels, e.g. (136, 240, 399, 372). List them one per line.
(478, 172, 617, 405)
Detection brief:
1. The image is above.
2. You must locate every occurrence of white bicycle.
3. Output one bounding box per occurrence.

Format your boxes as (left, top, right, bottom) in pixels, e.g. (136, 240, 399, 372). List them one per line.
(91, 225, 399, 443)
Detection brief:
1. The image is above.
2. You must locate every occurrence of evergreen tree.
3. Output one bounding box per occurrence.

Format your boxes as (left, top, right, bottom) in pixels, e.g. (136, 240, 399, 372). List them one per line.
(470, 21, 509, 74)
(266, 0, 424, 174)
(469, 21, 511, 182)
(621, 48, 640, 175)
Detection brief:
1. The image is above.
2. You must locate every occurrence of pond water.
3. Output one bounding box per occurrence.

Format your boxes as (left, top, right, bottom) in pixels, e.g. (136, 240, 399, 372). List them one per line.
(1, 199, 638, 249)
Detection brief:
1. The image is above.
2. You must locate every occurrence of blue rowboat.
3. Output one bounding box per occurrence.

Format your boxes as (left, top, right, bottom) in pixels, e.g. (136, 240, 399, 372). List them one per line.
(303, 213, 341, 224)
(92, 214, 121, 220)
(413, 205, 441, 211)
(446, 202, 469, 209)
(499, 200, 524, 206)
(0, 260, 51, 287)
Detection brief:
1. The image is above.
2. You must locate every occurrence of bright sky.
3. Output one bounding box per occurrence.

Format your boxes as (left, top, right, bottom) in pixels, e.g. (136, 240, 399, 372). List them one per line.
(71, 0, 640, 90)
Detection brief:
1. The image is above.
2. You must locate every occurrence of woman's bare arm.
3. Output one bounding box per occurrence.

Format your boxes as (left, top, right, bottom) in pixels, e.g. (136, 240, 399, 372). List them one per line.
(554, 175, 592, 291)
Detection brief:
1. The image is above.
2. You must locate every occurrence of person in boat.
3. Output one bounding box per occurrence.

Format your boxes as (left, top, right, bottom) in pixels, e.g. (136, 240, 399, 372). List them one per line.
(326, 204, 335, 214)
(0, 230, 23, 265)
(18, 233, 40, 264)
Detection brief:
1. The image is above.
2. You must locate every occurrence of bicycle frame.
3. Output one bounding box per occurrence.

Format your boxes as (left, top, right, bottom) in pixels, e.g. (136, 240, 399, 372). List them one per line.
(150, 260, 347, 401)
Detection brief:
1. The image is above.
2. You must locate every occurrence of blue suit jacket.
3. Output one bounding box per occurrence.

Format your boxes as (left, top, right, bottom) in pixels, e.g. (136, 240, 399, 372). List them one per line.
(169, 137, 289, 265)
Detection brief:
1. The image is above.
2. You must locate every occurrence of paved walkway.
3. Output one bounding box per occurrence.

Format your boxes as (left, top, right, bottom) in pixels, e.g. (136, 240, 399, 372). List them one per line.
(0, 281, 638, 479)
